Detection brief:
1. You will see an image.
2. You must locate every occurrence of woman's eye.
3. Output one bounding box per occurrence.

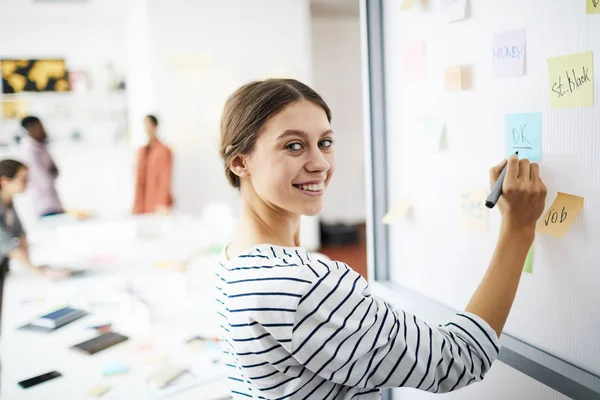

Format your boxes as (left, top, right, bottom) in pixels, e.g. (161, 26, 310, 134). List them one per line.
(320, 139, 334, 148)
(286, 142, 303, 151)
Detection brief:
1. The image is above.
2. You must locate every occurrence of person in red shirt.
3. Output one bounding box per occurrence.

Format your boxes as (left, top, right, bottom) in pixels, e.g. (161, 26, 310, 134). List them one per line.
(133, 115, 174, 215)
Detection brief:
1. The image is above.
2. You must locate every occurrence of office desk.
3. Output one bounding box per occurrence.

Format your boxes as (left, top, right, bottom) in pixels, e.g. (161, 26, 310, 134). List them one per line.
(1, 215, 231, 399)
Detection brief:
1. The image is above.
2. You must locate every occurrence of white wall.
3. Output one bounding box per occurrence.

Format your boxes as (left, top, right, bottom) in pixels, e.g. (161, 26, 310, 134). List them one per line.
(311, 15, 366, 225)
(125, 0, 320, 249)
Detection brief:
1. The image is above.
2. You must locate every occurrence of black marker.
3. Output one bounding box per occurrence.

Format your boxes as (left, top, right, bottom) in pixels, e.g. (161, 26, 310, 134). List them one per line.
(485, 152, 518, 209)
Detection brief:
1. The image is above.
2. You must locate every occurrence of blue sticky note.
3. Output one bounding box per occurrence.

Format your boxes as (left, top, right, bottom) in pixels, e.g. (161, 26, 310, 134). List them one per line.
(505, 113, 542, 161)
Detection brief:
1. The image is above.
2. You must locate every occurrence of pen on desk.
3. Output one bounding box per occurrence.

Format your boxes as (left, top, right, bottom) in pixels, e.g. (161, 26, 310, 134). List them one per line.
(485, 152, 518, 209)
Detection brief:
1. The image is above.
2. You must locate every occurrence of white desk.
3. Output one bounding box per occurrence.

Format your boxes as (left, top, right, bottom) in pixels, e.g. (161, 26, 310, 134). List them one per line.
(1, 215, 231, 399)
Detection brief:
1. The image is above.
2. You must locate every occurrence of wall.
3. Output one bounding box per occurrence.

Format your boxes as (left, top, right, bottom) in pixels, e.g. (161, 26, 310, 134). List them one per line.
(311, 15, 366, 224)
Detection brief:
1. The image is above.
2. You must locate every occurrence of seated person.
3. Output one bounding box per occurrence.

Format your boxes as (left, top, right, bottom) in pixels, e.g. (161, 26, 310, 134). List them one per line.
(0, 159, 69, 279)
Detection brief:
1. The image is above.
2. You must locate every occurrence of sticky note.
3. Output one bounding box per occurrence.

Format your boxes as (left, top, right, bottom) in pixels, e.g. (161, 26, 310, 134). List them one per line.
(402, 42, 426, 81)
(460, 190, 488, 232)
(102, 362, 128, 376)
(445, 65, 470, 91)
(442, 0, 467, 22)
(86, 384, 110, 397)
(493, 29, 526, 77)
(401, 0, 418, 10)
(421, 116, 445, 152)
(505, 113, 542, 161)
(547, 51, 594, 108)
(587, 0, 600, 14)
(523, 245, 533, 274)
(383, 198, 412, 224)
(536, 192, 584, 238)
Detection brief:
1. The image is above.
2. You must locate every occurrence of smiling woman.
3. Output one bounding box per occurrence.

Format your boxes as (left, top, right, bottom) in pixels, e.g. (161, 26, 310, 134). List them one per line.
(214, 79, 542, 399)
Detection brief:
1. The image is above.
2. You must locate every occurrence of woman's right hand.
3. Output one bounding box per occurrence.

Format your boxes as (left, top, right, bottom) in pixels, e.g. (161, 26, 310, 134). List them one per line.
(489, 155, 548, 234)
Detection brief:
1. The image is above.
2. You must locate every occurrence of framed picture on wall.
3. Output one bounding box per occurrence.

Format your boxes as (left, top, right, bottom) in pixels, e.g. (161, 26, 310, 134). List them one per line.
(1, 59, 70, 94)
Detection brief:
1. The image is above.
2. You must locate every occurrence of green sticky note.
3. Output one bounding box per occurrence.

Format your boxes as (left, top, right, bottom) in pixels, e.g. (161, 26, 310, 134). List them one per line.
(587, 0, 600, 14)
(523, 245, 534, 273)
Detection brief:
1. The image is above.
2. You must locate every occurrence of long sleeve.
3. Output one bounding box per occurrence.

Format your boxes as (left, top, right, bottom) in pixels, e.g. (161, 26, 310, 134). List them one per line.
(291, 265, 500, 393)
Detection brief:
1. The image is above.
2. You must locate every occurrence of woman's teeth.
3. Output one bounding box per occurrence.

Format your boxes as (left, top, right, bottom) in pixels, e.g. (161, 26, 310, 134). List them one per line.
(296, 183, 324, 192)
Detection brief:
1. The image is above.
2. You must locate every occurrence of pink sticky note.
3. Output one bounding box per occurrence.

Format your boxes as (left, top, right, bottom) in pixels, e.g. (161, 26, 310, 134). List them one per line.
(402, 42, 426, 82)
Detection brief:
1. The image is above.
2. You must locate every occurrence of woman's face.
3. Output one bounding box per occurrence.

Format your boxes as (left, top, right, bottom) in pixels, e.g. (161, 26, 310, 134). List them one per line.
(144, 118, 157, 139)
(240, 100, 335, 217)
(3, 167, 28, 196)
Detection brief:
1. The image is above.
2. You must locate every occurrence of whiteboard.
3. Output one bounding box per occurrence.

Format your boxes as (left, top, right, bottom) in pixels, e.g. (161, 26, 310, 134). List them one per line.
(381, 0, 600, 379)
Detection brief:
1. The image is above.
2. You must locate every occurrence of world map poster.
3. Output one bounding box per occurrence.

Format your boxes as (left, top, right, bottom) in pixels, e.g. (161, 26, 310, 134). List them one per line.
(1, 59, 70, 93)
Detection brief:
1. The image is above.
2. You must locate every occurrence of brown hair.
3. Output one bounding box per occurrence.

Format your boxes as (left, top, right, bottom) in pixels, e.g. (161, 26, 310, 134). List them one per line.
(220, 78, 332, 188)
(0, 159, 26, 190)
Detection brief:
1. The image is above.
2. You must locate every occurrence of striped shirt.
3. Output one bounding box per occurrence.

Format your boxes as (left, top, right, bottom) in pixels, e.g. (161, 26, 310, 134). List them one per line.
(216, 244, 500, 399)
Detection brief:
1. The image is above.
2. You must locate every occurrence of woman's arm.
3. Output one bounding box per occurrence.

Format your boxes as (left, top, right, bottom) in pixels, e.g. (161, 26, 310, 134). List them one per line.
(465, 156, 547, 336)
(8, 237, 38, 272)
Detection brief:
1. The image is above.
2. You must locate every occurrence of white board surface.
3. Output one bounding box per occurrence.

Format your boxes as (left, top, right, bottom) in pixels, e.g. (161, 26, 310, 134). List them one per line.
(383, 0, 600, 377)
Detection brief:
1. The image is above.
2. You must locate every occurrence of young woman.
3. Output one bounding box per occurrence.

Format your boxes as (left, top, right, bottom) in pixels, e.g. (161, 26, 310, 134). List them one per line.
(216, 79, 547, 399)
(0, 159, 69, 279)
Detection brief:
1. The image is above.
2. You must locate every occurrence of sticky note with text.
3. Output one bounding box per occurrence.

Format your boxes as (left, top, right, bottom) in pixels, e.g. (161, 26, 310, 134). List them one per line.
(587, 0, 600, 14)
(536, 192, 584, 238)
(547, 51, 594, 108)
(493, 29, 526, 77)
(505, 113, 541, 161)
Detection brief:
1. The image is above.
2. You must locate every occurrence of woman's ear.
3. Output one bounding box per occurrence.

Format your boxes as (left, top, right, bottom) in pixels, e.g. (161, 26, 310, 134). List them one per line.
(230, 154, 250, 179)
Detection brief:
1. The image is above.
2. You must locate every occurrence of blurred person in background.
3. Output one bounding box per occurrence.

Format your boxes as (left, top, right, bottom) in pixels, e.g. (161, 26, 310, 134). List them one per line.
(20, 116, 64, 218)
(133, 115, 174, 215)
(0, 159, 70, 285)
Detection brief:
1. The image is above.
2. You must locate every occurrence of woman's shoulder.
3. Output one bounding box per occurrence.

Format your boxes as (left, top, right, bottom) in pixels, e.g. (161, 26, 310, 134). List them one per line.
(220, 243, 353, 280)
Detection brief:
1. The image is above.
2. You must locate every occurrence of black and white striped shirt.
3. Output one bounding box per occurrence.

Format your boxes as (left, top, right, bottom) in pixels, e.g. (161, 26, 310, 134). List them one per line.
(216, 244, 500, 399)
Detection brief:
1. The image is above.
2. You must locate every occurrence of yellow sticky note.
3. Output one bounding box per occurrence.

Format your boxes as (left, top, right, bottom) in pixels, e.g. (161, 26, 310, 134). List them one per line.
(547, 51, 594, 108)
(587, 0, 600, 14)
(383, 198, 412, 224)
(86, 384, 110, 397)
(445, 65, 471, 91)
(537, 192, 584, 238)
(460, 190, 488, 232)
(401, 0, 418, 11)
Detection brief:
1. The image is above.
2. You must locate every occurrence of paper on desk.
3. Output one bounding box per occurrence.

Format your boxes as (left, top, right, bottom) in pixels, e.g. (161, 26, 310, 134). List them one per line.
(148, 358, 227, 398)
(383, 198, 413, 224)
(86, 384, 110, 397)
(536, 192, 584, 238)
